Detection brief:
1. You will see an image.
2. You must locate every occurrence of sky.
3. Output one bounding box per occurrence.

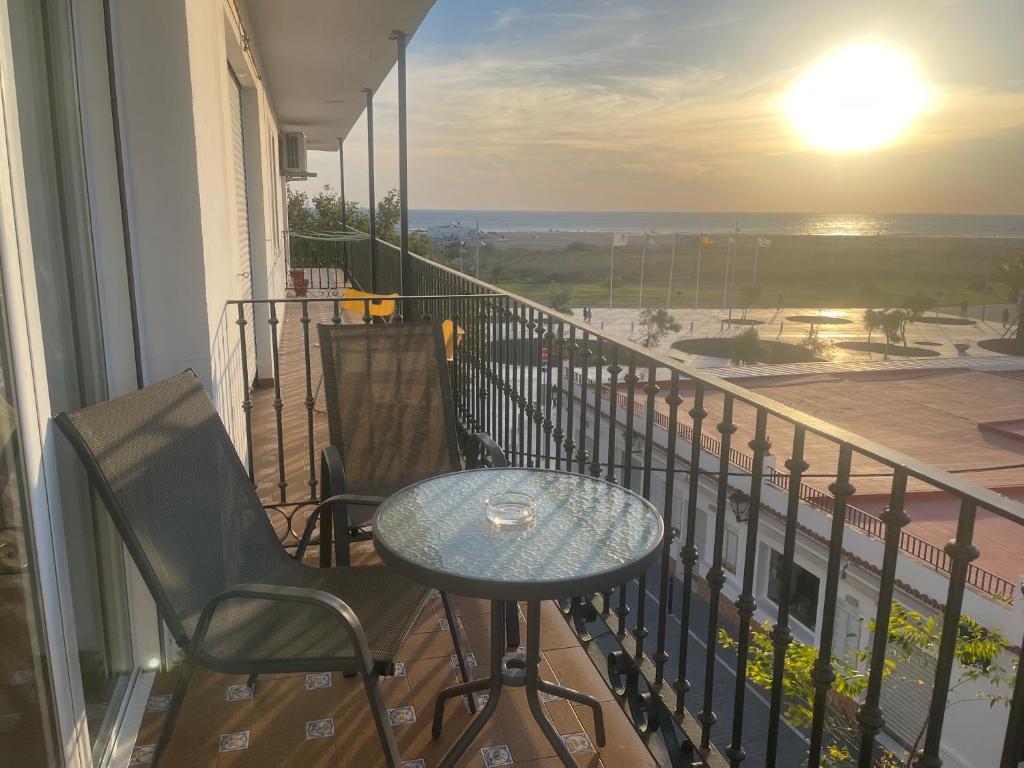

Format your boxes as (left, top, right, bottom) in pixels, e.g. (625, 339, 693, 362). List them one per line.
(290, 0, 1024, 214)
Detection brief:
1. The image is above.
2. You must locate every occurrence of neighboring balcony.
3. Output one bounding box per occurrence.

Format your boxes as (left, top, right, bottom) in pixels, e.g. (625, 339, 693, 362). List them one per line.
(130, 239, 1024, 767)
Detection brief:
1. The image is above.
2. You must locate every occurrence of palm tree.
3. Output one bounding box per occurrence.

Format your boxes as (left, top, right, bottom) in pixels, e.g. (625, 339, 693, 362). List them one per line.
(864, 308, 882, 345)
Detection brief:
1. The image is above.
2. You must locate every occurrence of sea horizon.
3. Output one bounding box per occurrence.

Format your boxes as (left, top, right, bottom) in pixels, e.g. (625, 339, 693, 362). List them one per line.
(407, 209, 1024, 239)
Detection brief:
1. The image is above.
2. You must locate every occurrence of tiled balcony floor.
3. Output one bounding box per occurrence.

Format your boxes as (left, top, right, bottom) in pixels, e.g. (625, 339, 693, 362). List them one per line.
(131, 570, 654, 767)
(129, 302, 657, 766)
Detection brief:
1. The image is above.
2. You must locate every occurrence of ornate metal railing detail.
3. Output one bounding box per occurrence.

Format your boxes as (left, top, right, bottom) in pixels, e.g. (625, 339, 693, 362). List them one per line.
(228, 237, 1024, 768)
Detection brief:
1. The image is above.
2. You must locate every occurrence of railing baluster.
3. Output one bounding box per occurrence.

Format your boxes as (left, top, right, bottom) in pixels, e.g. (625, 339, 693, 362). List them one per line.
(727, 407, 771, 766)
(700, 393, 736, 748)
(553, 320, 565, 470)
(616, 352, 639, 637)
(542, 317, 555, 468)
(525, 308, 536, 466)
(807, 443, 855, 766)
(235, 302, 255, 484)
(917, 499, 979, 768)
(589, 338, 604, 478)
(766, 426, 808, 766)
(563, 326, 577, 470)
(604, 347, 620, 484)
(654, 370, 682, 685)
(633, 363, 658, 660)
(675, 382, 705, 715)
(534, 315, 545, 466)
(300, 301, 317, 500)
(855, 468, 908, 768)
(576, 333, 591, 475)
(268, 301, 287, 503)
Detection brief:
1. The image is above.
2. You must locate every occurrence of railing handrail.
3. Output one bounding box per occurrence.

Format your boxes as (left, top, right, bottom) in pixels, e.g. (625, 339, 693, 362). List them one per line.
(363, 238, 1024, 526)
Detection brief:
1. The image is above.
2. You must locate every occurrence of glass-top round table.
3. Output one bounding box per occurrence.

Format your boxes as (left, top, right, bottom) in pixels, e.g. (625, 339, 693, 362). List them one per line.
(373, 467, 663, 768)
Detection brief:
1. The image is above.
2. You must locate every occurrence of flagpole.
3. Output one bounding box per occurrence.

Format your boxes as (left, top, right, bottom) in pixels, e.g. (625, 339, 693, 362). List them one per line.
(609, 239, 616, 308)
(695, 234, 703, 309)
(666, 233, 677, 309)
(722, 237, 730, 310)
(753, 237, 760, 286)
(638, 239, 647, 309)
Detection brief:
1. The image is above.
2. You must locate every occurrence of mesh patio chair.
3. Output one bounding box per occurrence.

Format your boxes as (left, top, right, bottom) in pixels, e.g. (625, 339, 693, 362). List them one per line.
(55, 371, 424, 767)
(305, 321, 519, 700)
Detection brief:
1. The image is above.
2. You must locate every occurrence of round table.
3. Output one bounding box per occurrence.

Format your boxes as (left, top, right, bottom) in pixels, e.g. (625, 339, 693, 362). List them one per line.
(373, 467, 663, 768)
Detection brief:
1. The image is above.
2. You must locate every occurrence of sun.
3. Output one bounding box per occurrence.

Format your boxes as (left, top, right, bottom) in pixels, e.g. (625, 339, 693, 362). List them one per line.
(784, 42, 930, 153)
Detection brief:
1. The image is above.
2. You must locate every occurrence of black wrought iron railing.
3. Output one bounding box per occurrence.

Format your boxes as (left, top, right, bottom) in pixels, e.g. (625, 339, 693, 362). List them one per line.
(230, 238, 1024, 768)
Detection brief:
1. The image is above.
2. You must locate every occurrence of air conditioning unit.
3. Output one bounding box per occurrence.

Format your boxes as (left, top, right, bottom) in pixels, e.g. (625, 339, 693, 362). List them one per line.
(280, 131, 309, 176)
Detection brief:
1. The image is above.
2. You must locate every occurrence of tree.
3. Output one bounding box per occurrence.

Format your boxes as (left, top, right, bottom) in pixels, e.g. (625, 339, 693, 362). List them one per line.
(864, 308, 883, 345)
(1002, 256, 1024, 354)
(637, 308, 681, 348)
(731, 326, 764, 364)
(739, 283, 763, 310)
(719, 603, 1013, 767)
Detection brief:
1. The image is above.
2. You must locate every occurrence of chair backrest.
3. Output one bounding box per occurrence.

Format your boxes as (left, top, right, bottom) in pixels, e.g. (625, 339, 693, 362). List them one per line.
(318, 322, 461, 497)
(55, 371, 286, 647)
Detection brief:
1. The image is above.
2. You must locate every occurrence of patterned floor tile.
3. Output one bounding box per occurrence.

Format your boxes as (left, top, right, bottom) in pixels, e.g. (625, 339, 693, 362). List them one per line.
(218, 731, 249, 752)
(387, 705, 417, 726)
(480, 744, 514, 766)
(305, 717, 334, 740)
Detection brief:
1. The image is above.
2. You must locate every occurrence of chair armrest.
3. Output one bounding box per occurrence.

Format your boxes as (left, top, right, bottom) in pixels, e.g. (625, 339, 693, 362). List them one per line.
(293, 492, 388, 561)
(464, 431, 509, 468)
(190, 582, 374, 675)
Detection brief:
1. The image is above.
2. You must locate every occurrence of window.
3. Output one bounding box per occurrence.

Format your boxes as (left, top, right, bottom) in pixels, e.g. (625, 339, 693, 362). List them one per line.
(766, 549, 820, 630)
(722, 528, 739, 574)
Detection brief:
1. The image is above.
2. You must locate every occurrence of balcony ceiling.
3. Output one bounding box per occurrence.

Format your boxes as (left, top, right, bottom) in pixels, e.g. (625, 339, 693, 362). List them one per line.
(241, 0, 435, 150)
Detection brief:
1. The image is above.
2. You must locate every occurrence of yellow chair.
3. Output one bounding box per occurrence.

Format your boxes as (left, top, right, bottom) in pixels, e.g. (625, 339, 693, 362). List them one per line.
(340, 288, 398, 320)
(442, 319, 465, 361)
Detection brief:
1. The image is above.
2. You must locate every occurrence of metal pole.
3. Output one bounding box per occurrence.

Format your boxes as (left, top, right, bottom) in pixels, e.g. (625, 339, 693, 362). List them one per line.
(695, 234, 703, 309)
(638, 241, 647, 309)
(392, 30, 411, 300)
(459, 241, 464, 273)
(753, 237, 759, 286)
(722, 237, 731, 309)
(363, 87, 378, 292)
(666, 232, 677, 309)
(338, 137, 349, 285)
(608, 241, 616, 308)
(475, 241, 481, 278)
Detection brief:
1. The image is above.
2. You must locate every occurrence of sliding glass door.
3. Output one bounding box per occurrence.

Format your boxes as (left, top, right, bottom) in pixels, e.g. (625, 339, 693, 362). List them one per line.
(2, 0, 138, 760)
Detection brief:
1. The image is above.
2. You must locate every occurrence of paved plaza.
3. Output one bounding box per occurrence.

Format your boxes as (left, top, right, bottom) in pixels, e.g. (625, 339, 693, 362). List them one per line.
(579, 305, 1018, 368)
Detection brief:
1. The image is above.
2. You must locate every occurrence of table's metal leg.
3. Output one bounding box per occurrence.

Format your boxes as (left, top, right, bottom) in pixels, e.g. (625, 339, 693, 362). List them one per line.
(536, 679, 606, 747)
(524, 601, 578, 766)
(432, 677, 490, 738)
(436, 600, 507, 768)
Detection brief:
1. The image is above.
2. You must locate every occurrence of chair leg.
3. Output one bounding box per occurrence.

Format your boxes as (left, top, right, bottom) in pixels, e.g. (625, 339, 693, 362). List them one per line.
(318, 504, 333, 567)
(335, 509, 353, 567)
(440, 592, 475, 713)
(506, 601, 521, 649)
(361, 670, 402, 768)
(153, 659, 194, 768)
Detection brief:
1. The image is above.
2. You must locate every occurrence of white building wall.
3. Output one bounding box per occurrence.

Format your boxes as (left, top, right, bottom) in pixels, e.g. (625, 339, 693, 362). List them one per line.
(109, 0, 286, 458)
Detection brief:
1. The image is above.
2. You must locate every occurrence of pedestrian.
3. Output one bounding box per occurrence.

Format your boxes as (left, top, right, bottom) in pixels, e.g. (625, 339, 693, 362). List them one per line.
(777, 294, 783, 310)
(1003, 307, 1010, 327)
(960, 300, 968, 318)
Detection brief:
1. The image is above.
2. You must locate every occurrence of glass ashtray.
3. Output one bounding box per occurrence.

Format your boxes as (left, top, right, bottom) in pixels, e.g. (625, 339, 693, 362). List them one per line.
(485, 491, 536, 527)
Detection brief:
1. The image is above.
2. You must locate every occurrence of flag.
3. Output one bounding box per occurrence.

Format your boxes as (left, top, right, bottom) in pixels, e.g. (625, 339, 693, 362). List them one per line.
(612, 232, 629, 246)
(758, 237, 771, 248)
(700, 235, 715, 246)
(647, 237, 659, 251)
(728, 235, 735, 246)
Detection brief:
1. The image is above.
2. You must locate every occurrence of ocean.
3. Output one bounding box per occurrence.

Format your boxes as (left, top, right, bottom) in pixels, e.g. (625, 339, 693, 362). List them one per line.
(408, 210, 1024, 239)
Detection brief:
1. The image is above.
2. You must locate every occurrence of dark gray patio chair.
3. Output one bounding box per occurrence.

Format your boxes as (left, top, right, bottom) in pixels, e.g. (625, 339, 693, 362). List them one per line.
(303, 321, 518, 701)
(55, 371, 422, 767)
